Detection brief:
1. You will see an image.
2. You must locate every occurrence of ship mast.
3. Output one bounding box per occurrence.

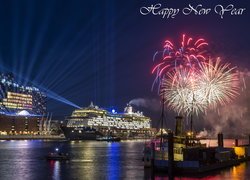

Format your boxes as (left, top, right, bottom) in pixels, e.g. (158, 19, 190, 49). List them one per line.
(190, 91, 195, 137)
(160, 94, 165, 149)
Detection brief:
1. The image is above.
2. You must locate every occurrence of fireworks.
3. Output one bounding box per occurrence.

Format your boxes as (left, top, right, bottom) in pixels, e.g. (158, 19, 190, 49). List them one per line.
(198, 58, 239, 108)
(152, 34, 208, 79)
(160, 58, 239, 115)
(152, 35, 240, 115)
(161, 67, 206, 115)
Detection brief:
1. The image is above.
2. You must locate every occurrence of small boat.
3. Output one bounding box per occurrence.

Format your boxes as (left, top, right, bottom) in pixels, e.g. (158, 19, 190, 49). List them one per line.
(96, 136, 121, 142)
(46, 148, 70, 160)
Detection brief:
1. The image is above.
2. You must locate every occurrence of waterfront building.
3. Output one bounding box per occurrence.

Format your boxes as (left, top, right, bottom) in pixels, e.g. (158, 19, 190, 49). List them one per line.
(0, 73, 46, 135)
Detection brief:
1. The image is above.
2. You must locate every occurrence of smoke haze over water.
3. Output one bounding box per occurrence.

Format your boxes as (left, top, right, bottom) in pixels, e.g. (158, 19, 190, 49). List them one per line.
(201, 70, 250, 137)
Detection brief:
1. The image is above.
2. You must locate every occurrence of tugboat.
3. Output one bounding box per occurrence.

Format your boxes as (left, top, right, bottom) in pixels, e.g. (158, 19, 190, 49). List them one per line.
(46, 148, 70, 161)
(143, 116, 250, 174)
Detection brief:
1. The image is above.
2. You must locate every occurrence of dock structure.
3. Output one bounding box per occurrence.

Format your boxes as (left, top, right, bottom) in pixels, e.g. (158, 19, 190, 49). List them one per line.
(168, 132, 174, 176)
(144, 131, 250, 175)
(143, 114, 250, 175)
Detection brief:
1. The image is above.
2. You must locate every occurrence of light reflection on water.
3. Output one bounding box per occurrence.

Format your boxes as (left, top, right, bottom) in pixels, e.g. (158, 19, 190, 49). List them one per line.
(0, 139, 249, 180)
(49, 160, 60, 180)
(107, 143, 121, 180)
(144, 162, 250, 180)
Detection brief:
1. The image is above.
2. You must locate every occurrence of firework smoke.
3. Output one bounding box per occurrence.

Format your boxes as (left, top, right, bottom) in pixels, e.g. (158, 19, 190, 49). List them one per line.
(129, 98, 161, 112)
(201, 70, 250, 137)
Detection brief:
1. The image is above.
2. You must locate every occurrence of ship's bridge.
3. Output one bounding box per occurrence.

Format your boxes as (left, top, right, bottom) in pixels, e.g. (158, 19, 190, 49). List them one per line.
(71, 108, 107, 117)
(71, 102, 107, 118)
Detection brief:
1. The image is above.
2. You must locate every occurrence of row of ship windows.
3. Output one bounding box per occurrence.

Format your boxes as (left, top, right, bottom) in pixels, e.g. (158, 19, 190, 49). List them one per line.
(91, 119, 148, 123)
(88, 123, 149, 128)
(68, 123, 150, 129)
(69, 118, 149, 123)
(68, 124, 149, 129)
(71, 115, 149, 121)
(69, 120, 149, 126)
(87, 122, 148, 126)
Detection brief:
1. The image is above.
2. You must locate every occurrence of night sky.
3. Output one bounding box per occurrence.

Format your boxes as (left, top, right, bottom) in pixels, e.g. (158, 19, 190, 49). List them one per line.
(0, 0, 250, 130)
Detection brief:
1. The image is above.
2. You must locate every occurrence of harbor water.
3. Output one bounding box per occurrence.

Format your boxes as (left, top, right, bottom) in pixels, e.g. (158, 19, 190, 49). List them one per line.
(0, 139, 249, 180)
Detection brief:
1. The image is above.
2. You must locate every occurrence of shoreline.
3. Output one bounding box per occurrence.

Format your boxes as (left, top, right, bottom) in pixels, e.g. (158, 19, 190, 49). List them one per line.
(0, 135, 66, 140)
(0, 135, 151, 141)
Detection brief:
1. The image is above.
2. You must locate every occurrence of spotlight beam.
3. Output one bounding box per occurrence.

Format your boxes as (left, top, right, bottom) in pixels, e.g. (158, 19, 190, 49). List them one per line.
(25, 1, 55, 86)
(0, 65, 80, 109)
(18, 1, 34, 84)
(37, 20, 96, 88)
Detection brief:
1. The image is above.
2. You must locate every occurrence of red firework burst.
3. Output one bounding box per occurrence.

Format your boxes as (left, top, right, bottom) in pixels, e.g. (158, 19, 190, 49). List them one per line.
(152, 34, 209, 78)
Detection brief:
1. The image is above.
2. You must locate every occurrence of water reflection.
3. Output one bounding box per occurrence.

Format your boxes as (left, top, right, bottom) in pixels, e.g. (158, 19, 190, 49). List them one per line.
(69, 141, 100, 179)
(231, 162, 247, 180)
(144, 162, 249, 180)
(107, 143, 121, 180)
(49, 161, 60, 180)
(0, 140, 249, 179)
(0, 140, 36, 179)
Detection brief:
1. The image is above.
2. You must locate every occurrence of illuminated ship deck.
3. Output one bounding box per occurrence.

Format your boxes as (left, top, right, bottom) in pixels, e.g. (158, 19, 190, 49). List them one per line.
(62, 102, 154, 140)
(67, 102, 150, 129)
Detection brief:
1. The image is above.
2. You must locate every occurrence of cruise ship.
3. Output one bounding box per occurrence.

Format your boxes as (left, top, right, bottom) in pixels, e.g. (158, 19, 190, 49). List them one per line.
(61, 102, 154, 140)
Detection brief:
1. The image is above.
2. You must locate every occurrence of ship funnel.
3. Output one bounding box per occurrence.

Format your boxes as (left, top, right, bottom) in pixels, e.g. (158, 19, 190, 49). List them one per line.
(89, 101, 94, 108)
(218, 133, 224, 147)
(124, 104, 133, 114)
(175, 116, 184, 136)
